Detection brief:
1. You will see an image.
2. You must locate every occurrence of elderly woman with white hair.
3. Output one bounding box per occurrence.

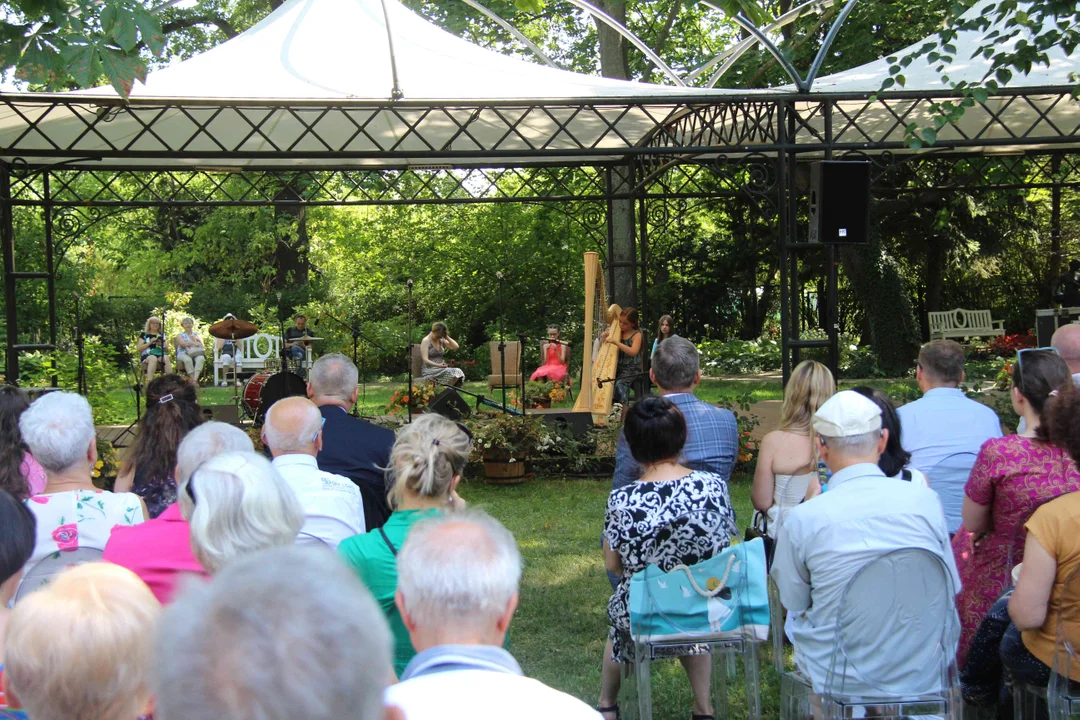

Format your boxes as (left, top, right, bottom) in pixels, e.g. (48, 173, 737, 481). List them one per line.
(105, 422, 254, 602)
(180, 451, 304, 574)
(18, 393, 146, 589)
(4, 563, 161, 720)
(173, 316, 206, 384)
(339, 413, 471, 675)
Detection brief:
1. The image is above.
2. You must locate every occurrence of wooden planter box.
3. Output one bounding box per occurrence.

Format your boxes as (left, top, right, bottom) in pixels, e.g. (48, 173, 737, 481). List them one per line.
(482, 452, 530, 484)
(526, 398, 552, 409)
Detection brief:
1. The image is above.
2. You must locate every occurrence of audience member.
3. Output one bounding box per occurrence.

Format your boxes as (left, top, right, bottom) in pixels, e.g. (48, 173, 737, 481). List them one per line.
(951, 349, 1080, 668)
(1005, 382, 1080, 696)
(264, 396, 364, 547)
(18, 392, 146, 585)
(115, 374, 202, 518)
(851, 386, 929, 486)
(387, 511, 600, 719)
(308, 353, 395, 528)
(4, 563, 161, 720)
(772, 390, 959, 696)
(0, 489, 36, 714)
(752, 360, 835, 530)
(1016, 324, 1080, 433)
(339, 414, 469, 675)
(898, 339, 1003, 532)
(0, 386, 45, 498)
(598, 396, 737, 720)
(155, 547, 400, 720)
(180, 451, 303, 574)
(104, 421, 253, 602)
(612, 336, 737, 492)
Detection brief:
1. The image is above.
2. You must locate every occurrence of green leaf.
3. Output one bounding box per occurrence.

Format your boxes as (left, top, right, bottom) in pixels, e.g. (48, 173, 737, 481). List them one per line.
(115, 12, 137, 52)
(61, 43, 96, 86)
(880, 77, 895, 89)
(908, 135, 924, 150)
(98, 46, 144, 98)
(99, 4, 117, 34)
(133, 8, 164, 56)
(896, 74, 906, 87)
(996, 67, 1013, 85)
(972, 87, 989, 103)
(920, 127, 938, 145)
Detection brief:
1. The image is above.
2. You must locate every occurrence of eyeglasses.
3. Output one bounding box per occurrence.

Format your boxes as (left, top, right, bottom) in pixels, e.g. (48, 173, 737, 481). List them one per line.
(313, 417, 326, 443)
(455, 421, 474, 442)
(1016, 347, 1061, 376)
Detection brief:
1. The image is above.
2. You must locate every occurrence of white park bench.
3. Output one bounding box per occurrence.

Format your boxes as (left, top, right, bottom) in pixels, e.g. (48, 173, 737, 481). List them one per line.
(928, 308, 1005, 341)
(212, 332, 312, 385)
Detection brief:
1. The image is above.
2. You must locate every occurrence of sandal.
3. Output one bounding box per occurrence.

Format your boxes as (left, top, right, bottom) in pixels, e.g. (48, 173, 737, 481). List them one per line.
(596, 704, 620, 720)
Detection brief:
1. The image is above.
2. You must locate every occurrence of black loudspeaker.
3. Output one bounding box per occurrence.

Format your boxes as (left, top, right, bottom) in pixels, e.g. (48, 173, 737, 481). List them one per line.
(534, 410, 593, 438)
(427, 388, 472, 421)
(808, 160, 871, 244)
(201, 404, 241, 427)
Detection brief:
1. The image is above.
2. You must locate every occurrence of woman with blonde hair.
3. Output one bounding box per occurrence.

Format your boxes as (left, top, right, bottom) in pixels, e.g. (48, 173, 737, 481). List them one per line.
(136, 316, 171, 382)
(338, 413, 471, 675)
(752, 360, 835, 531)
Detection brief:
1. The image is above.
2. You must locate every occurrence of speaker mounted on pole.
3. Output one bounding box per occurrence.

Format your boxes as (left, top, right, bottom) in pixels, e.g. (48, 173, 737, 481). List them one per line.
(427, 388, 472, 422)
(808, 160, 871, 245)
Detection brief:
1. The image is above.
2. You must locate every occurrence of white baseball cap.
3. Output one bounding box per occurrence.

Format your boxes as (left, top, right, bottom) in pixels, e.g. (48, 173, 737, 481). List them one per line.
(812, 390, 883, 437)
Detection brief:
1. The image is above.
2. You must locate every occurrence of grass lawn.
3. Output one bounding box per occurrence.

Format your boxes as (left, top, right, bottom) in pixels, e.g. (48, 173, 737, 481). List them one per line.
(463, 472, 785, 720)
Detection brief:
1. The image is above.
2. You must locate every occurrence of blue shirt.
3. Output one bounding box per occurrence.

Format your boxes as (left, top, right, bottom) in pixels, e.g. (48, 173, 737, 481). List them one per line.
(896, 388, 1002, 531)
(399, 644, 522, 681)
(611, 392, 738, 493)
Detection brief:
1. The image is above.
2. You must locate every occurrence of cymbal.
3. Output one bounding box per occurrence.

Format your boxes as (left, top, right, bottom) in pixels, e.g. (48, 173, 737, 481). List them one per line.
(295, 335, 324, 342)
(209, 318, 258, 340)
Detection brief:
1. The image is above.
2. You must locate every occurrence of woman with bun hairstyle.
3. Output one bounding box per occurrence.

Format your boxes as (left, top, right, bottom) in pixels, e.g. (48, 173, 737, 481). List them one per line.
(338, 414, 471, 675)
(597, 395, 737, 720)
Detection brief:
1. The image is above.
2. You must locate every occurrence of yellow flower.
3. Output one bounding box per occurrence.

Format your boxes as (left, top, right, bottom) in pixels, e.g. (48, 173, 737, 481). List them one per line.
(95, 460, 104, 469)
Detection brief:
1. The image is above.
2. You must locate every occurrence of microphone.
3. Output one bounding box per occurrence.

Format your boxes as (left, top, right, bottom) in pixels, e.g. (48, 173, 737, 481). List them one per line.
(407, 278, 414, 288)
(496, 271, 504, 281)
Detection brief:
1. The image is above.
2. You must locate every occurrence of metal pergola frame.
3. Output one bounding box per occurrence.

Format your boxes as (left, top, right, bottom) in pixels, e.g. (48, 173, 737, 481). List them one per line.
(2, 85, 1079, 385)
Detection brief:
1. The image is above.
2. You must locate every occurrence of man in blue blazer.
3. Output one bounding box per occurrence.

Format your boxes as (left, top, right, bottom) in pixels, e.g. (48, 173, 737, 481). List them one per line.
(307, 354, 395, 530)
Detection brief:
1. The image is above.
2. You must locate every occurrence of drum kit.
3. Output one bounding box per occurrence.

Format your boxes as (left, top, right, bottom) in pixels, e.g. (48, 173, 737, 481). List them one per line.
(207, 317, 323, 425)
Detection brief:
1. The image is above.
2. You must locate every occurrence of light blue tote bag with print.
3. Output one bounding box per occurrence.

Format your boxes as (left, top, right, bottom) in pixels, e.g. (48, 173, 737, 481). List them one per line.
(628, 537, 770, 643)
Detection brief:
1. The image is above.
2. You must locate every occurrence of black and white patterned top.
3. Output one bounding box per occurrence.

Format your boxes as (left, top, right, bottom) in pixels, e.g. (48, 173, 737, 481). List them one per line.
(603, 470, 737, 662)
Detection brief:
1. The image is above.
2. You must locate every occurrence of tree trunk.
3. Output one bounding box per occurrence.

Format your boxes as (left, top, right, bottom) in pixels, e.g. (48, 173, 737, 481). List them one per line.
(840, 223, 921, 376)
(273, 177, 311, 301)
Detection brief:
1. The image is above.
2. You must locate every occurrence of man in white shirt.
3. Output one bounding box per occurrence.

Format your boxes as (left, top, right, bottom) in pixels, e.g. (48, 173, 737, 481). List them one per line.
(772, 390, 960, 698)
(385, 511, 600, 720)
(897, 339, 1002, 531)
(263, 396, 364, 546)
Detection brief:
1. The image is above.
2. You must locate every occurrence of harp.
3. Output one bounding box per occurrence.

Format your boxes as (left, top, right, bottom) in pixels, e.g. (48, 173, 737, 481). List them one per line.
(572, 252, 622, 426)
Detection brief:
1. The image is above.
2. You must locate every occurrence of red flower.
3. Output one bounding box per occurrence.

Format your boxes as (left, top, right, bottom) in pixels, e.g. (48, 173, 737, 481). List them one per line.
(52, 523, 78, 550)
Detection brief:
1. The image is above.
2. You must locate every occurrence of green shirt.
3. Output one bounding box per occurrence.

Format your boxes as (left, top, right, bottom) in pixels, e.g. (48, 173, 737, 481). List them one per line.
(338, 508, 442, 675)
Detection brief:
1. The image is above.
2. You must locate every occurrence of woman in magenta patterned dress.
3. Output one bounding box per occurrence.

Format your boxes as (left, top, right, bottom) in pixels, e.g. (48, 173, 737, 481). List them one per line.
(952, 349, 1080, 668)
(530, 325, 569, 383)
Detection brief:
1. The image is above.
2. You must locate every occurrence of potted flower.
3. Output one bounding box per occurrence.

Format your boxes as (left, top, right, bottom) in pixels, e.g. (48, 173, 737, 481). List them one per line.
(517, 380, 570, 409)
(385, 382, 438, 414)
(468, 415, 553, 483)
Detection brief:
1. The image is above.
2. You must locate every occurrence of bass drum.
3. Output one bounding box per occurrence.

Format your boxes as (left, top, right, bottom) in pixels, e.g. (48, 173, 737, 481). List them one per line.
(243, 371, 307, 425)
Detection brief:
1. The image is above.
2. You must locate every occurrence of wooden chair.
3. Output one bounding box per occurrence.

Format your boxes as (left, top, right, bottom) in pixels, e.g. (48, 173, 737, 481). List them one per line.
(487, 340, 522, 394)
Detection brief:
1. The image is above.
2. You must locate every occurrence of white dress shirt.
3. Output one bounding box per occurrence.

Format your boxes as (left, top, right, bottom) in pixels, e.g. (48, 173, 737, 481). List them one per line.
(271, 454, 364, 546)
(897, 387, 1002, 531)
(771, 463, 960, 696)
(385, 669, 601, 720)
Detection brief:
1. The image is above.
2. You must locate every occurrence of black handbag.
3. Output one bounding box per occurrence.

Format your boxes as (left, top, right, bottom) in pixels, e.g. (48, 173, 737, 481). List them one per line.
(743, 510, 776, 570)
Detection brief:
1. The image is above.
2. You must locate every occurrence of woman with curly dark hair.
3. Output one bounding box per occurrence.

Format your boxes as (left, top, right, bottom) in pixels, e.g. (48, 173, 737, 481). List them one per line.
(115, 374, 202, 518)
(0, 386, 46, 499)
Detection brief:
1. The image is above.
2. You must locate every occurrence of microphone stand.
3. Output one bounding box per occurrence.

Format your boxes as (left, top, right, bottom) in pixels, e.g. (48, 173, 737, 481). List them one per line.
(432, 379, 522, 416)
(406, 278, 414, 424)
(319, 312, 387, 418)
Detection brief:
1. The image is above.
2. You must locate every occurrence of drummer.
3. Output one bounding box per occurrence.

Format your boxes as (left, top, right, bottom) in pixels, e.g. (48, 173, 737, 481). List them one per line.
(212, 313, 246, 386)
(284, 314, 311, 363)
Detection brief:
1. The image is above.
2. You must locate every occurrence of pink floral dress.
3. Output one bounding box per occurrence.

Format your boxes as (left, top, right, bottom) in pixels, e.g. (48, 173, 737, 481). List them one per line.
(22, 490, 145, 593)
(951, 436, 1080, 669)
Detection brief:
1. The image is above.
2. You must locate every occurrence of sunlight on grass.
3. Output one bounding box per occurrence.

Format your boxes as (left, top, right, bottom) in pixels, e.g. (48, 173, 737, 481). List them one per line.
(465, 473, 783, 720)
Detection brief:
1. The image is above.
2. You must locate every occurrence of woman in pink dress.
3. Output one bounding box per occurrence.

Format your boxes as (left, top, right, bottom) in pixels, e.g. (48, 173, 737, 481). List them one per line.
(952, 349, 1080, 669)
(0, 386, 46, 498)
(530, 325, 569, 383)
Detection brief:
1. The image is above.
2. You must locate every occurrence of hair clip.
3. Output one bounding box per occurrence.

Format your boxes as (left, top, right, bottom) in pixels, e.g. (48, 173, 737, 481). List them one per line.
(1050, 389, 1060, 397)
(158, 394, 174, 404)
(432, 439, 440, 446)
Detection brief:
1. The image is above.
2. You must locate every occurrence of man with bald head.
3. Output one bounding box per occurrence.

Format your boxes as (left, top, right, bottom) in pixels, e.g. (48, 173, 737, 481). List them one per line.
(264, 396, 364, 546)
(308, 353, 395, 529)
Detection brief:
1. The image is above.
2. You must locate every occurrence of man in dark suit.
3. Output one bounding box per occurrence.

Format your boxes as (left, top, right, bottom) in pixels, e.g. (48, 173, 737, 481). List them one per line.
(307, 353, 395, 529)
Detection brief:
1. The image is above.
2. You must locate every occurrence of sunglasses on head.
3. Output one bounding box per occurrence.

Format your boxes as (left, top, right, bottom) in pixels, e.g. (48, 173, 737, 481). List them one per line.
(1016, 347, 1061, 377)
(185, 472, 197, 506)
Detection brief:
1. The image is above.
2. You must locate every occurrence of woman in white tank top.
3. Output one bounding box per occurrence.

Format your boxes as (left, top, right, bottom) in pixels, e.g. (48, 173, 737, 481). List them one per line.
(752, 360, 836, 534)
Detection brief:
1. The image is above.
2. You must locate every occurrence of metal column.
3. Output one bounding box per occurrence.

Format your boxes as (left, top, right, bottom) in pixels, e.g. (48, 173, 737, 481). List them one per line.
(2, 164, 15, 384)
(44, 171, 58, 386)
